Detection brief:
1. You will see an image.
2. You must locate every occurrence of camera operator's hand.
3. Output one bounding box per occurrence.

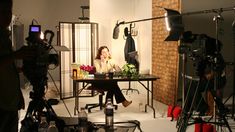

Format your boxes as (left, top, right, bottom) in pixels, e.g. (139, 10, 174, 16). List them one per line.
(13, 46, 36, 60)
(205, 71, 214, 80)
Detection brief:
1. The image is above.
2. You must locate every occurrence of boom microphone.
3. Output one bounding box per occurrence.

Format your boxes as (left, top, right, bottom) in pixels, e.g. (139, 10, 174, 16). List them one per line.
(112, 21, 125, 39)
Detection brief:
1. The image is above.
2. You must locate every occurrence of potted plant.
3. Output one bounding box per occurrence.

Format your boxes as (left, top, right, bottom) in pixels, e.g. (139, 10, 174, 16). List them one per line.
(121, 63, 139, 79)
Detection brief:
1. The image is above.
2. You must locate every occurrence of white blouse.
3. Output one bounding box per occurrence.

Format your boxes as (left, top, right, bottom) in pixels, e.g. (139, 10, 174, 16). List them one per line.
(94, 59, 121, 73)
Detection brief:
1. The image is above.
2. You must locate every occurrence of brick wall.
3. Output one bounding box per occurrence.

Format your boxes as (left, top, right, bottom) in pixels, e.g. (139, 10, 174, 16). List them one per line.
(152, 0, 181, 105)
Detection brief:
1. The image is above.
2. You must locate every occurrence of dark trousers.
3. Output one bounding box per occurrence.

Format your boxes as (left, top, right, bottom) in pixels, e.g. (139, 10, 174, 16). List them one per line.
(0, 108, 19, 132)
(92, 81, 126, 104)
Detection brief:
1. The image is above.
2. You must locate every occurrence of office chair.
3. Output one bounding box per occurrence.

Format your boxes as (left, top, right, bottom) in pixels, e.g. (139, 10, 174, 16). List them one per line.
(85, 86, 118, 113)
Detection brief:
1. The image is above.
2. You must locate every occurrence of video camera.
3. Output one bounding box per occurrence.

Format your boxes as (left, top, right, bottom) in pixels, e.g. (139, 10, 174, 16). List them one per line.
(179, 31, 220, 60)
(178, 31, 225, 76)
(22, 23, 58, 98)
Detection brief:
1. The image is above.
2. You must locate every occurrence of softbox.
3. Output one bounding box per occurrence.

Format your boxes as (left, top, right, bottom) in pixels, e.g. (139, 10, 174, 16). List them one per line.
(164, 8, 184, 41)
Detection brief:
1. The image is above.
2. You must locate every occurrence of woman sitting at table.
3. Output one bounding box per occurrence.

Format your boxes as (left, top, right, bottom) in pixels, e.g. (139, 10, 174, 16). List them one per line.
(92, 46, 132, 107)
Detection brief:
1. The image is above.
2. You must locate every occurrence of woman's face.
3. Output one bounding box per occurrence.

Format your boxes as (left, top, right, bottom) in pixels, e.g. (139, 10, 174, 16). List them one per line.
(101, 48, 110, 59)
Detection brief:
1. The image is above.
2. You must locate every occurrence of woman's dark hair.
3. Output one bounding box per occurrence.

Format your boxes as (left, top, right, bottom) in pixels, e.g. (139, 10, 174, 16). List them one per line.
(95, 46, 109, 59)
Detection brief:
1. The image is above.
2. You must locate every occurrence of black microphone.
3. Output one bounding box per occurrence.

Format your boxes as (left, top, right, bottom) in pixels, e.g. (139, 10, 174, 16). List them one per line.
(112, 21, 125, 39)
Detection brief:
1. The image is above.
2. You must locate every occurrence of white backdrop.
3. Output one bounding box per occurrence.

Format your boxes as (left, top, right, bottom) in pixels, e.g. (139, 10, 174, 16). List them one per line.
(90, 0, 152, 73)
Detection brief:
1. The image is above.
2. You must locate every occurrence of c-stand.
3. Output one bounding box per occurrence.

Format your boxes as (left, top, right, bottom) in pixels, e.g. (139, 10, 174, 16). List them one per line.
(210, 11, 233, 132)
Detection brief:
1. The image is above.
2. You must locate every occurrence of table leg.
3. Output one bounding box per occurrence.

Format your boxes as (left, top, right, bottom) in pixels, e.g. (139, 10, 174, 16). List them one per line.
(74, 80, 79, 115)
(146, 81, 150, 112)
(143, 81, 156, 118)
(151, 81, 156, 118)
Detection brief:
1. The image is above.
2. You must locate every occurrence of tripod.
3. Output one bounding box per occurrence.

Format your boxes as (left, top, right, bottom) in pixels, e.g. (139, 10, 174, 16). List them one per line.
(20, 53, 64, 131)
(20, 73, 62, 131)
(176, 76, 232, 132)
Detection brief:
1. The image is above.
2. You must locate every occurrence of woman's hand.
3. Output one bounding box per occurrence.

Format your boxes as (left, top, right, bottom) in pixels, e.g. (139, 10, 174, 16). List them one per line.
(114, 65, 122, 72)
(100, 54, 106, 63)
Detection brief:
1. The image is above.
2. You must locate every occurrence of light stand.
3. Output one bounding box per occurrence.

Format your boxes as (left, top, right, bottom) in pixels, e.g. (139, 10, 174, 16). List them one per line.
(224, 19, 235, 119)
(178, 43, 190, 108)
(233, 20, 235, 119)
(212, 12, 222, 130)
(232, 19, 235, 118)
(208, 12, 231, 132)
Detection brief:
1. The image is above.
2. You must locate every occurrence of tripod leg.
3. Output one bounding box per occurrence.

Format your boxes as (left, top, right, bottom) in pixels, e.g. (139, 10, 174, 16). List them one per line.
(220, 115, 232, 132)
(176, 78, 194, 129)
(177, 78, 202, 132)
(176, 79, 193, 128)
(210, 90, 232, 132)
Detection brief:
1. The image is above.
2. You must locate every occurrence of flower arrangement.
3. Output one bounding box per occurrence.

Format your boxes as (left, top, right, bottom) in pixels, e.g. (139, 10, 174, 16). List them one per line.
(79, 64, 96, 74)
(121, 63, 139, 79)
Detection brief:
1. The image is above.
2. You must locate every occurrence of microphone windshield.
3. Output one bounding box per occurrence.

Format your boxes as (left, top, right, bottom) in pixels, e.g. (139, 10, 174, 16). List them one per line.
(113, 23, 120, 39)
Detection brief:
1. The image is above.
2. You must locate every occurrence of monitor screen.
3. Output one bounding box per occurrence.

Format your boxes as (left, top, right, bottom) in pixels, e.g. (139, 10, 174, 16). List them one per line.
(30, 25, 41, 33)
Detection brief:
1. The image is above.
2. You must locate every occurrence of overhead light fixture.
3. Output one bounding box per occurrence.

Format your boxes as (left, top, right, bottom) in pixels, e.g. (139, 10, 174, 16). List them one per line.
(164, 8, 184, 41)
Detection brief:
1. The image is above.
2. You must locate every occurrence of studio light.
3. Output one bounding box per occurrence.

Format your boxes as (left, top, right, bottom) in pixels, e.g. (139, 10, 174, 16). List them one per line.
(40, 31, 44, 39)
(112, 8, 184, 41)
(164, 8, 184, 41)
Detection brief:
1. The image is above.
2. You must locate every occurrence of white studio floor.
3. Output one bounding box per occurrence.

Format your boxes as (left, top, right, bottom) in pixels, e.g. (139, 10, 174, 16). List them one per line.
(19, 81, 235, 132)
